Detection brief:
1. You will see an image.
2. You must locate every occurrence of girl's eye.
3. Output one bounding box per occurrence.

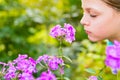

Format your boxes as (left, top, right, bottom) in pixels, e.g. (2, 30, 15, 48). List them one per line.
(90, 14, 97, 17)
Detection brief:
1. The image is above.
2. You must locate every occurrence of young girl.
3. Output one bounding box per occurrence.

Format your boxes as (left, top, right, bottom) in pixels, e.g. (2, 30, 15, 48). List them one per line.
(80, 0, 120, 77)
(80, 0, 120, 42)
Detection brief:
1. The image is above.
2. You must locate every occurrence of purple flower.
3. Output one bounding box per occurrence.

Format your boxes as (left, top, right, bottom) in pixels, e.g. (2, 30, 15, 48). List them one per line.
(88, 76, 98, 80)
(106, 45, 120, 59)
(50, 23, 76, 43)
(18, 72, 34, 80)
(48, 58, 59, 70)
(105, 40, 120, 74)
(36, 55, 64, 71)
(0, 62, 7, 73)
(50, 25, 66, 38)
(4, 62, 17, 80)
(14, 54, 28, 63)
(1, 54, 65, 79)
(48, 56, 64, 70)
(105, 56, 119, 69)
(37, 70, 56, 80)
(27, 57, 37, 73)
(16, 60, 29, 72)
(3, 54, 38, 80)
(15, 56, 37, 74)
(36, 54, 49, 64)
(64, 23, 76, 43)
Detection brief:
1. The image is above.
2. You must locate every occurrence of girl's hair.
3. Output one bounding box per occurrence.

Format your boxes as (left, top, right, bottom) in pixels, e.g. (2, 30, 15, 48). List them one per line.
(102, 0, 120, 11)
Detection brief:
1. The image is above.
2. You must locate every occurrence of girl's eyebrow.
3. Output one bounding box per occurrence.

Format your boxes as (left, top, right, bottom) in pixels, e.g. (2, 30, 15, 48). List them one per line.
(85, 8, 97, 11)
(84, 7, 100, 13)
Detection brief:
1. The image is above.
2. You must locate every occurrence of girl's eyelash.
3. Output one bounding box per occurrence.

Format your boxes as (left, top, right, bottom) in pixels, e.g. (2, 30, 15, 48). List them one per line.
(90, 14, 97, 17)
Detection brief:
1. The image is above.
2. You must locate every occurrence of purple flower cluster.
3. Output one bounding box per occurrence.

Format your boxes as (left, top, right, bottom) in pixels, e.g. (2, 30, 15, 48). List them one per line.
(36, 54, 64, 73)
(88, 76, 98, 80)
(50, 23, 76, 43)
(105, 41, 120, 74)
(0, 54, 65, 80)
(2, 54, 36, 80)
(36, 70, 56, 80)
(0, 23, 74, 80)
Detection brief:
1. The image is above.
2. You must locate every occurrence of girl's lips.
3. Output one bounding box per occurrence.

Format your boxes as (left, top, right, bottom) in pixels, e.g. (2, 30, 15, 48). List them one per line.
(85, 30, 91, 34)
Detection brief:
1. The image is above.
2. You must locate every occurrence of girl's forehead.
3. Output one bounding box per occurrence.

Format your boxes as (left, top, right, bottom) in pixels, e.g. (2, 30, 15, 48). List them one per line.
(81, 0, 112, 12)
(81, 0, 106, 8)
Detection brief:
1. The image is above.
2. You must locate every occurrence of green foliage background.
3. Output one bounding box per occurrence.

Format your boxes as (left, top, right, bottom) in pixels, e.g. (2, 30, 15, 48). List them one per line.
(0, 0, 117, 80)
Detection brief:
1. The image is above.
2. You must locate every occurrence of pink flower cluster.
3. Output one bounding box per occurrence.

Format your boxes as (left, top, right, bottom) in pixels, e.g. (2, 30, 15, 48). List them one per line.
(0, 54, 64, 80)
(105, 41, 120, 74)
(50, 23, 76, 43)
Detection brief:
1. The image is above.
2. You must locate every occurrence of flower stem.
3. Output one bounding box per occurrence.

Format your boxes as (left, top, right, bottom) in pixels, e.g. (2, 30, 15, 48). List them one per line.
(59, 38, 63, 57)
(98, 65, 106, 76)
(117, 72, 119, 80)
(60, 74, 63, 80)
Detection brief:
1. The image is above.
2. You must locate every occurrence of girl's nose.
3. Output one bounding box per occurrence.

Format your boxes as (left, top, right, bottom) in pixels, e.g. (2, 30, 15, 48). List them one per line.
(80, 15, 89, 26)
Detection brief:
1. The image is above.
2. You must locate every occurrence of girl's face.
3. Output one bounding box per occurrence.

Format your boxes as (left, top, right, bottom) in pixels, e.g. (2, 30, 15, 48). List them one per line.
(80, 0, 120, 42)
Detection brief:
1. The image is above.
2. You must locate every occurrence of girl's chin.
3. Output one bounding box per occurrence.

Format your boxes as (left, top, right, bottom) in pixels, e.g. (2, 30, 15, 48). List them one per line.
(88, 35, 102, 42)
(89, 39, 98, 42)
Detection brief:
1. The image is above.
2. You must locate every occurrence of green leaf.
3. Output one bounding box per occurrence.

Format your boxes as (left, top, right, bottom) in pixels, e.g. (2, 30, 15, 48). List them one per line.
(63, 77, 70, 80)
(65, 64, 71, 68)
(57, 77, 70, 80)
(97, 76, 103, 80)
(85, 68, 96, 74)
(62, 56, 72, 63)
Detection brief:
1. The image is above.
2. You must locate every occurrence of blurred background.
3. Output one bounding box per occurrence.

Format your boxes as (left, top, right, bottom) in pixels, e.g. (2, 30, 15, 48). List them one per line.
(0, 0, 117, 80)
